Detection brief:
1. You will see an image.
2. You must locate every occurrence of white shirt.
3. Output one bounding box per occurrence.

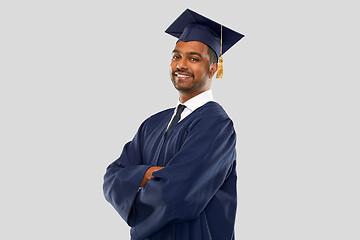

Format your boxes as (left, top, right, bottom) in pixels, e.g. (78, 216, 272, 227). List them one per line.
(166, 89, 215, 130)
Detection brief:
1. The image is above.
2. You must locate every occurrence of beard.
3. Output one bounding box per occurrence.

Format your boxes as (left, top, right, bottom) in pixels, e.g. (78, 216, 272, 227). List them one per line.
(170, 70, 207, 92)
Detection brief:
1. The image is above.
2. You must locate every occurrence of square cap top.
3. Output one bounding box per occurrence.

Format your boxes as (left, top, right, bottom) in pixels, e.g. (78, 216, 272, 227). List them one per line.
(165, 9, 244, 58)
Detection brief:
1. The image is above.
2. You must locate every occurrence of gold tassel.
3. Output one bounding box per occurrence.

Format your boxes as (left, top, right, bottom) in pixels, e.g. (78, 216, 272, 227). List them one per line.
(216, 24, 223, 79)
(216, 56, 223, 79)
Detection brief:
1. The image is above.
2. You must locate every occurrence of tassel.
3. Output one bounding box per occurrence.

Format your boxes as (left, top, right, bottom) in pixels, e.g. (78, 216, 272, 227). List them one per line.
(216, 56, 223, 79)
(216, 24, 223, 79)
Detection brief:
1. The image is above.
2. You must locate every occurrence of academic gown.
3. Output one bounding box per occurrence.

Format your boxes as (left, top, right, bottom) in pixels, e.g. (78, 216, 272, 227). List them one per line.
(103, 101, 237, 240)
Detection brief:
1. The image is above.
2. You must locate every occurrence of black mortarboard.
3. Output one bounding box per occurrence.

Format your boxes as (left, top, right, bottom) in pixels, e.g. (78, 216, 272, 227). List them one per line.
(165, 9, 244, 78)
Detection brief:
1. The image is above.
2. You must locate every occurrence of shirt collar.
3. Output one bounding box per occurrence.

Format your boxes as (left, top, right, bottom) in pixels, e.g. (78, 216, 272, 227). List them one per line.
(176, 89, 215, 112)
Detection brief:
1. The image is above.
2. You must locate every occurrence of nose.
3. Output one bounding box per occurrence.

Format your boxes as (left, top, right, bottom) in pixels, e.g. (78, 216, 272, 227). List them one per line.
(176, 58, 188, 70)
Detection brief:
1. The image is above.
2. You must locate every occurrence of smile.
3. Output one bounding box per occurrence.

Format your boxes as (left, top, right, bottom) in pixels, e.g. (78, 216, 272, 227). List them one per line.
(175, 72, 192, 78)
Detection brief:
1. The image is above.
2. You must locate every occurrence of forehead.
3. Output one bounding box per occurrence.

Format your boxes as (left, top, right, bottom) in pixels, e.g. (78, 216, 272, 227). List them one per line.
(173, 41, 209, 55)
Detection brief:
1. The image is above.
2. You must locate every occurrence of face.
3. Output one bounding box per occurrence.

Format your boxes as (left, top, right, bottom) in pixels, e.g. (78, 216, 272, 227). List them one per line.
(170, 41, 217, 95)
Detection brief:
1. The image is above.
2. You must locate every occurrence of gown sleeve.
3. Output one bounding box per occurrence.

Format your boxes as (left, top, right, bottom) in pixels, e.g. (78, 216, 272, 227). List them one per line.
(130, 116, 237, 239)
(103, 121, 153, 225)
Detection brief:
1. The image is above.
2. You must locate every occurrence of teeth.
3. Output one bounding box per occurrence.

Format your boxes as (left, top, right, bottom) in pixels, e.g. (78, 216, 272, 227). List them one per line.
(177, 74, 190, 78)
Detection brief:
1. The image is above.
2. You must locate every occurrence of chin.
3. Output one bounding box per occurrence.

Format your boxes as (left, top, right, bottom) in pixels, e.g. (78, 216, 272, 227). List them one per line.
(175, 85, 194, 92)
(171, 79, 186, 90)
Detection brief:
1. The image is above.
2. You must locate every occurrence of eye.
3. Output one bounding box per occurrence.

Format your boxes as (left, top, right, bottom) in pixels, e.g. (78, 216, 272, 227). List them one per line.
(190, 57, 200, 62)
(172, 55, 180, 60)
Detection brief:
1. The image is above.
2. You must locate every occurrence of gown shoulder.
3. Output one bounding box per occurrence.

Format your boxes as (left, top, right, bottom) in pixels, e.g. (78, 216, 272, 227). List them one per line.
(193, 101, 231, 121)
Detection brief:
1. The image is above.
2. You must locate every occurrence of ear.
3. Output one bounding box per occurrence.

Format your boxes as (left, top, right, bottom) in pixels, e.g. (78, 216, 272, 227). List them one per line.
(209, 62, 218, 79)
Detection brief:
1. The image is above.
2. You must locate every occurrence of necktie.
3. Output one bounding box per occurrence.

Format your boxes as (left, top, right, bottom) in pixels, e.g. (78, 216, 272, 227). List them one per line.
(166, 104, 186, 133)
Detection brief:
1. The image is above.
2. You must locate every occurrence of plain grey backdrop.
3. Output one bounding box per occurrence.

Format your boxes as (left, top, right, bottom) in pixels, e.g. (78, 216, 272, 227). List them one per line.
(1, 0, 359, 239)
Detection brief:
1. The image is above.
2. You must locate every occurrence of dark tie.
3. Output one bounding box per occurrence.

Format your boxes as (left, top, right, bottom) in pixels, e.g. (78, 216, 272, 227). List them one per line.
(166, 104, 186, 133)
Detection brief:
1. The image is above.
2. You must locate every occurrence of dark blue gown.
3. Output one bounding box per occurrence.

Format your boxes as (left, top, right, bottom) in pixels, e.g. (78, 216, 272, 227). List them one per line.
(103, 101, 237, 240)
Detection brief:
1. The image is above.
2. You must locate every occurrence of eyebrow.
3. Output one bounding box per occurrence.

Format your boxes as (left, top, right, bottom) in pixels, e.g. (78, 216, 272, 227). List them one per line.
(172, 49, 203, 59)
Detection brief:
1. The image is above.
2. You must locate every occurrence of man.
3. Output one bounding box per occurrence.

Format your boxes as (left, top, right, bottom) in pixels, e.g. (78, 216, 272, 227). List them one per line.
(103, 9, 244, 240)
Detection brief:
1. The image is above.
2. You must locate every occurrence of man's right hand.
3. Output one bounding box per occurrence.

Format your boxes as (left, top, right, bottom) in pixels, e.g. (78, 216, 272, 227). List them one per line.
(140, 166, 165, 187)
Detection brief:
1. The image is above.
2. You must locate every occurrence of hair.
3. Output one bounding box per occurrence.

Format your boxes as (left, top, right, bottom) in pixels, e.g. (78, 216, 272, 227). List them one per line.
(207, 46, 218, 66)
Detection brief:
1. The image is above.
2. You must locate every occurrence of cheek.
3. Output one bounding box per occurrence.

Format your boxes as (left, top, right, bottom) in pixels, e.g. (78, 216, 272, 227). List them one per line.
(193, 65, 209, 77)
(170, 62, 177, 72)
(169, 66, 173, 77)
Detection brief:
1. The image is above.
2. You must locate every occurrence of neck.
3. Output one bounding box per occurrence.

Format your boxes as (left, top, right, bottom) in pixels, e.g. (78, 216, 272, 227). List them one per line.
(179, 89, 209, 103)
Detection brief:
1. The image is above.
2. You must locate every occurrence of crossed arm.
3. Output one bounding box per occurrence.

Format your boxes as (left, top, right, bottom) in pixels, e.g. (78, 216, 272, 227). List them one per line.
(104, 117, 236, 239)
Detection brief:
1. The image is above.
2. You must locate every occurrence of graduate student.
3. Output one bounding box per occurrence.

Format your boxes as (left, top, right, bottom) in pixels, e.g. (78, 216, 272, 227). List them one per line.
(103, 9, 244, 240)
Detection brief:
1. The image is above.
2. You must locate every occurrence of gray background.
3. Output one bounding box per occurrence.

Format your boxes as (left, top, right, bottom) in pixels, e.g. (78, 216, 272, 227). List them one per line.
(1, 0, 359, 239)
